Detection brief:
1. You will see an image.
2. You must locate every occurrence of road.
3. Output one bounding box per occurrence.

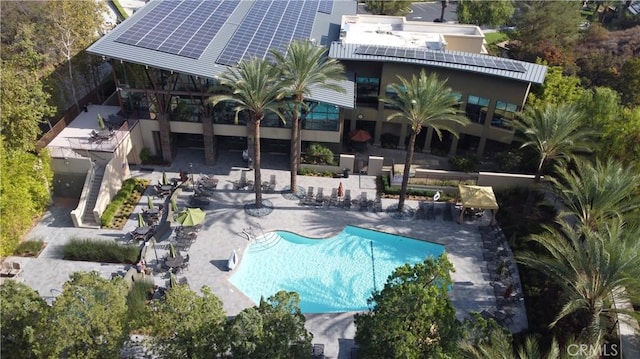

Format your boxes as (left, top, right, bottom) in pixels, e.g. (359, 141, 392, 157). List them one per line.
(357, 1, 459, 23)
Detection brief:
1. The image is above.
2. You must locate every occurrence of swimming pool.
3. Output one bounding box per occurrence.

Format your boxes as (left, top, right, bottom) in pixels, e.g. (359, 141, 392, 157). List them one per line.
(229, 226, 445, 313)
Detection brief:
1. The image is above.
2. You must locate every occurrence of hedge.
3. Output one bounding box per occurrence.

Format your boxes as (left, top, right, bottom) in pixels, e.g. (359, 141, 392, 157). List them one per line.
(101, 178, 147, 226)
(62, 238, 139, 264)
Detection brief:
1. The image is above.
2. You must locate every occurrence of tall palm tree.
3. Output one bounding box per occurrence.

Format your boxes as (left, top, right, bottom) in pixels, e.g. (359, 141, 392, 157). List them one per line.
(549, 158, 640, 230)
(271, 40, 346, 195)
(207, 58, 288, 208)
(512, 103, 592, 183)
(380, 70, 469, 212)
(517, 219, 640, 345)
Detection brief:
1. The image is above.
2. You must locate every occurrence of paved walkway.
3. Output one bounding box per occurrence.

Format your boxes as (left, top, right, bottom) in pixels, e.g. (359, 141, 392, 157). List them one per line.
(10, 149, 526, 359)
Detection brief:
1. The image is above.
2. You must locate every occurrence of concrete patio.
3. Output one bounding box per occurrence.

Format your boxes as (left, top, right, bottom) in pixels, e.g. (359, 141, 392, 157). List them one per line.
(10, 148, 527, 358)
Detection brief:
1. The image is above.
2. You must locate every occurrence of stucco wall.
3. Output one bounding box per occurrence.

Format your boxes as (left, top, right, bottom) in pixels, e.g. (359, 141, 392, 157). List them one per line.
(93, 134, 133, 221)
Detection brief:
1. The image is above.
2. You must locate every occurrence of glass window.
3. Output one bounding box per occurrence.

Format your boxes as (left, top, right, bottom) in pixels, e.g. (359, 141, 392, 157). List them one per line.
(383, 84, 408, 110)
(465, 95, 490, 124)
(356, 77, 380, 104)
(491, 101, 519, 129)
(302, 102, 339, 131)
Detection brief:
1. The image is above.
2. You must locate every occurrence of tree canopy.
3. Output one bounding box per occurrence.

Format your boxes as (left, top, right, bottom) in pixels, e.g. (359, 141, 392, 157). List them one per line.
(38, 271, 129, 358)
(364, 0, 411, 16)
(229, 291, 312, 358)
(355, 255, 461, 358)
(0, 281, 50, 358)
(456, 0, 515, 27)
(149, 285, 228, 358)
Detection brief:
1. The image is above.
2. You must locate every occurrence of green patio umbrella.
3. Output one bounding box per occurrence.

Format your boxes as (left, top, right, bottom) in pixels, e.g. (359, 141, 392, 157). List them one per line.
(148, 196, 154, 209)
(170, 197, 178, 212)
(176, 208, 205, 226)
(169, 273, 178, 288)
(169, 242, 177, 258)
(162, 171, 168, 186)
(138, 213, 145, 228)
(97, 113, 106, 130)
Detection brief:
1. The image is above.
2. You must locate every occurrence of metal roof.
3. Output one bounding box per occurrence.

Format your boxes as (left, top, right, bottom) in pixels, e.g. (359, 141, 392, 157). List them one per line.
(329, 42, 548, 84)
(88, 0, 357, 108)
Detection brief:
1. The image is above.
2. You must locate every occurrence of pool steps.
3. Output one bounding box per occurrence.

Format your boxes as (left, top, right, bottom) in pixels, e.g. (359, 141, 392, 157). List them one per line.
(247, 232, 281, 252)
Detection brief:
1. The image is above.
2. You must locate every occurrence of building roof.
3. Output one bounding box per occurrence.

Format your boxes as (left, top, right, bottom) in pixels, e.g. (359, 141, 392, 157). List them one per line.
(329, 42, 547, 84)
(88, 0, 357, 108)
(340, 15, 485, 53)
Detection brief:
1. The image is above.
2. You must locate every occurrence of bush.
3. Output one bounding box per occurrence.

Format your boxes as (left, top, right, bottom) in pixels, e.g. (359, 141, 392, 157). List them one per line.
(303, 143, 335, 165)
(126, 280, 155, 331)
(62, 238, 139, 263)
(449, 155, 477, 172)
(298, 167, 334, 177)
(139, 147, 151, 163)
(14, 239, 46, 257)
(380, 175, 453, 200)
(101, 178, 148, 227)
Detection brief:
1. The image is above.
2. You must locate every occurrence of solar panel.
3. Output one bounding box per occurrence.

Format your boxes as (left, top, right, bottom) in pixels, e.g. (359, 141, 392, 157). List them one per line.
(115, 1, 240, 59)
(217, 0, 319, 66)
(318, 0, 333, 14)
(354, 46, 528, 73)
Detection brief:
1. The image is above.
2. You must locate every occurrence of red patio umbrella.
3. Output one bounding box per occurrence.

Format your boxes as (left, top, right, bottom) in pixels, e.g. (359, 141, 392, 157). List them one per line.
(337, 182, 344, 198)
(349, 129, 372, 143)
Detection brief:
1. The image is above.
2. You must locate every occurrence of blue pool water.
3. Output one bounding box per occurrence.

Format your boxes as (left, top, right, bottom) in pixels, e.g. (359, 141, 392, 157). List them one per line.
(229, 226, 445, 313)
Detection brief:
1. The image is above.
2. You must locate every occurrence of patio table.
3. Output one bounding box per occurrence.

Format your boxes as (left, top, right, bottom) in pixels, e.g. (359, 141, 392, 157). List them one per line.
(165, 254, 184, 268)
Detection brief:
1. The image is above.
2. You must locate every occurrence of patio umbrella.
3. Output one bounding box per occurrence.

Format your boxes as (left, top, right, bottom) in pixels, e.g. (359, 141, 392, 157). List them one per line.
(162, 171, 168, 186)
(168, 242, 177, 258)
(349, 129, 372, 143)
(148, 196, 154, 209)
(170, 197, 178, 212)
(169, 273, 178, 288)
(337, 182, 344, 198)
(137, 213, 145, 228)
(176, 208, 205, 226)
(97, 113, 106, 130)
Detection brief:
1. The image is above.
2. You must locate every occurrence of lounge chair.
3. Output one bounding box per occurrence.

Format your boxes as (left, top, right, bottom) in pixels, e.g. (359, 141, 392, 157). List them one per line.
(0, 262, 13, 276)
(312, 343, 325, 359)
(315, 188, 325, 205)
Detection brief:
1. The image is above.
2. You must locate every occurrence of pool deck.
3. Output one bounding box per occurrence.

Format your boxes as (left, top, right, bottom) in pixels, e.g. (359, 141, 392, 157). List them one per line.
(11, 149, 527, 358)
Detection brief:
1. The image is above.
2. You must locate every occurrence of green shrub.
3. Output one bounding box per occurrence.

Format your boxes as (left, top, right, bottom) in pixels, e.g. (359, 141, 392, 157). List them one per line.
(495, 150, 523, 172)
(14, 239, 46, 257)
(62, 238, 139, 263)
(449, 155, 477, 172)
(101, 178, 148, 226)
(303, 143, 335, 165)
(126, 279, 154, 330)
(380, 175, 453, 200)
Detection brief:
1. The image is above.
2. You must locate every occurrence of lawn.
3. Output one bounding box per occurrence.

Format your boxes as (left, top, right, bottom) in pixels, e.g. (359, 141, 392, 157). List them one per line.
(484, 31, 508, 45)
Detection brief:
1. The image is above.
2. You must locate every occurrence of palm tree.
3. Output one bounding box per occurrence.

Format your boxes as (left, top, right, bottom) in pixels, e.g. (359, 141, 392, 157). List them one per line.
(512, 103, 592, 183)
(207, 58, 288, 208)
(380, 70, 469, 212)
(271, 40, 346, 195)
(550, 158, 640, 230)
(517, 219, 640, 345)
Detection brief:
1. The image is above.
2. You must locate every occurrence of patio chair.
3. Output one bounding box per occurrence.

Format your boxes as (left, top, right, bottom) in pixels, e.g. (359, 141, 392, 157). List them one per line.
(358, 192, 368, 211)
(234, 171, 248, 190)
(180, 255, 190, 271)
(9, 262, 23, 277)
(0, 261, 13, 276)
(315, 188, 325, 205)
(268, 174, 276, 192)
(343, 190, 352, 209)
(329, 188, 338, 206)
(312, 343, 325, 359)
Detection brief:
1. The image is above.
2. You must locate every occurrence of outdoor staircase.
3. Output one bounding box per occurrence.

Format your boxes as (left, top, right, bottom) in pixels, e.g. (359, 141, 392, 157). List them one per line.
(81, 166, 105, 228)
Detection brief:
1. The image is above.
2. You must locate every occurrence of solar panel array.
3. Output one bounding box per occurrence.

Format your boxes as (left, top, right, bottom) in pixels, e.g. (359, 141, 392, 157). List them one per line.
(216, 0, 320, 66)
(317, 0, 334, 14)
(355, 45, 527, 73)
(115, 0, 240, 59)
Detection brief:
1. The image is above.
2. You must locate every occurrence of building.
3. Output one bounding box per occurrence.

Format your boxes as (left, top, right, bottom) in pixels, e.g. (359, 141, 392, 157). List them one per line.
(333, 15, 547, 155)
(87, 0, 546, 164)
